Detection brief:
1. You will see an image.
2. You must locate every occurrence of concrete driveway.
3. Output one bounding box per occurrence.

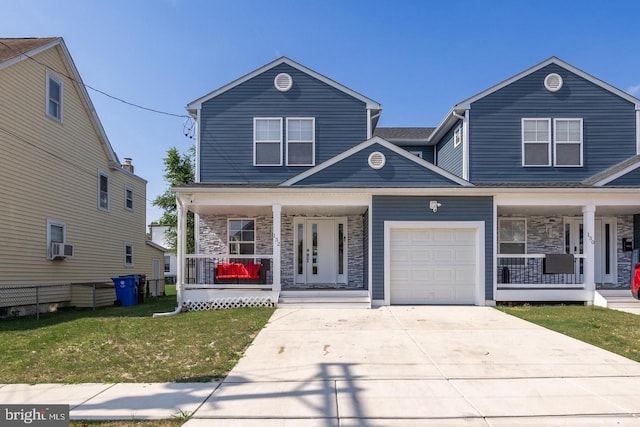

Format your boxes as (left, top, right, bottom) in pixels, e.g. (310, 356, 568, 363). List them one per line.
(185, 306, 640, 426)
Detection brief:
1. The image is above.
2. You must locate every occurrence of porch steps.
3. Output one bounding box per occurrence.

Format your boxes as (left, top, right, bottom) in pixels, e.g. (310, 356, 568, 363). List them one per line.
(278, 290, 370, 309)
(594, 289, 640, 315)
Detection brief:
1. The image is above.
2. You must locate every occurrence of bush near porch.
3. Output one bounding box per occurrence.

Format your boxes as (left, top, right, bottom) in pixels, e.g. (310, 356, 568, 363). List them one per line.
(499, 305, 640, 363)
(0, 287, 275, 383)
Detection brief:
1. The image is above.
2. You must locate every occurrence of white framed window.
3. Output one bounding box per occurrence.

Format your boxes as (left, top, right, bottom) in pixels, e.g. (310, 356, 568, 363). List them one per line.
(124, 185, 134, 211)
(46, 69, 63, 122)
(454, 126, 462, 148)
(124, 242, 134, 266)
(522, 118, 551, 166)
(286, 118, 315, 166)
(98, 170, 110, 211)
(47, 219, 66, 259)
(409, 150, 423, 158)
(499, 218, 527, 257)
(164, 256, 171, 272)
(554, 118, 583, 167)
(228, 219, 255, 255)
(254, 118, 282, 166)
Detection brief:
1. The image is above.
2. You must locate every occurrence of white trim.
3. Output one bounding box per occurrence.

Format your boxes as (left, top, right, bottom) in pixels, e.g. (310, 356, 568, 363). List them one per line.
(367, 196, 373, 305)
(187, 57, 382, 112)
(553, 118, 583, 167)
(0, 38, 61, 71)
(456, 57, 640, 110)
(497, 217, 527, 257)
(46, 219, 66, 260)
(592, 159, 640, 186)
(492, 199, 498, 303)
(124, 242, 134, 267)
(124, 185, 134, 211)
(281, 136, 473, 187)
(195, 107, 201, 183)
(45, 69, 63, 123)
(367, 109, 372, 139)
(383, 221, 485, 306)
(453, 126, 462, 148)
(227, 218, 256, 255)
(253, 117, 283, 166)
(285, 117, 315, 166)
(462, 113, 469, 180)
(98, 169, 110, 211)
(636, 110, 640, 155)
(522, 118, 552, 167)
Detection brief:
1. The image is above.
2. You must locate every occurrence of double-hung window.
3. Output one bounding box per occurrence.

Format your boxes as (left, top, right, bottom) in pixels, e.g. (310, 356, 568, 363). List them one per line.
(46, 70, 63, 122)
(124, 185, 134, 211)
(522, 119, 551, 166)
(98, 170, 110, 211)
(124, 242, 134, 266)
(554, 119, 583, 166)
(228, 219, 255, 255)
(47, 219, 66, 259)
(254, 118, 282, 166)
(286, 118, 315, 166)
(498, 218, 527, 265)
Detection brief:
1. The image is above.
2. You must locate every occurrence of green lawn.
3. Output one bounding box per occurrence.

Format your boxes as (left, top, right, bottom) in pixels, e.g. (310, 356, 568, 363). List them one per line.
(0, 288, 275, 383)
(498, 304, 640, 363)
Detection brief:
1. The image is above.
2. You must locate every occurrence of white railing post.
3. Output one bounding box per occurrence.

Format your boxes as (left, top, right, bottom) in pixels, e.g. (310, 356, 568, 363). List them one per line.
(176, 198, 187, 303)
(583, 204, 596, 303)
(272, 204, 281, 292)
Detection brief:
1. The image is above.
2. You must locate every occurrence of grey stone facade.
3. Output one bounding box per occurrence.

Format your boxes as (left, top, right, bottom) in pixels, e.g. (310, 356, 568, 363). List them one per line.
(198, 213, 366, 290)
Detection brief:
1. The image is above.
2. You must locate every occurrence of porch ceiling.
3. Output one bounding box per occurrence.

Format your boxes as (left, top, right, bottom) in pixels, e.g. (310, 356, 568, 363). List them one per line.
(190, 205, 368, 216)
(499, 205, 640, 216)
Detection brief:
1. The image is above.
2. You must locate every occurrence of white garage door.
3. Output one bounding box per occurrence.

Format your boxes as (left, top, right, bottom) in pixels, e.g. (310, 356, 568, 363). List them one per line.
(390, 227, 477, 305)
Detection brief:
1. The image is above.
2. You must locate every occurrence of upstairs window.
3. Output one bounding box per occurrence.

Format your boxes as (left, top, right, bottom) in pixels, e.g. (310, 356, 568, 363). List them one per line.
(228, 219, 255, 255)
(554, 119, 583, 167)
(453, 126, 463, 147)
(124, 186, 134, 211)
(522, 119, 551, 166)
(98, 171, 110, 211)
(254, 118, 282, 166)
(286, 118, 315, 166)
(46, 70, 63, 122)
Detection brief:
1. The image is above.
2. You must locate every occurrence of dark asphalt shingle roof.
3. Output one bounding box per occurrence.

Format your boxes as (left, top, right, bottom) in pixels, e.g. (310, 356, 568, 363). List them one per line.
(373, 127, 435, 141)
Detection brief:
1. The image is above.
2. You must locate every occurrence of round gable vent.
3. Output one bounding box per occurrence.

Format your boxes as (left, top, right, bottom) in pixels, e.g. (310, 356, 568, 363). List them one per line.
(368, 151, 386, 170)
(274, 73, 293, 92)
(544, 73, 563, 92)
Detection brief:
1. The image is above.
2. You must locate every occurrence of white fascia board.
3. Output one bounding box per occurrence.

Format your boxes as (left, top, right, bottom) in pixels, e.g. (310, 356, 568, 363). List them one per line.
(186, 57, 382, 112)
(456, 56, 640, 109)
(637, 110, 640, 155)
(195, 106, 201, 183)
(280, 136, 473, 187)
(0, 38, 61, 71)
(425, 108, 462, 145)
(592, 160, 640, 187)
(495, 190, 640, 207)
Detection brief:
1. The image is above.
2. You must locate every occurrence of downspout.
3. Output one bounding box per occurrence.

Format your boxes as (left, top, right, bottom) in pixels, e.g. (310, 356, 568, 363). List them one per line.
(369, 110, 382, 139)
(153, 196, 186, 317)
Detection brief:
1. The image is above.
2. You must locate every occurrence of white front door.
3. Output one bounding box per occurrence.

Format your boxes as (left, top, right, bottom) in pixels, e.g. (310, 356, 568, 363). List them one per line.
(565, 218, 616, 284)
(295, 218, 347, 285)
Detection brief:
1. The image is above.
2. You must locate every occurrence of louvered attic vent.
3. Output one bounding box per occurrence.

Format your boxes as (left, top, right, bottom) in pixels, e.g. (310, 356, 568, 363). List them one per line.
(274, 73, 293, 92)
(544, 73, 563, 92)
(368, 151, 386, 169)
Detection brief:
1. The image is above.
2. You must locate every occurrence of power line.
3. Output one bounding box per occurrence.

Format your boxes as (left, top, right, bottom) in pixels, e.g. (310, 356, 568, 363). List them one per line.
(0, 40, 191, 119)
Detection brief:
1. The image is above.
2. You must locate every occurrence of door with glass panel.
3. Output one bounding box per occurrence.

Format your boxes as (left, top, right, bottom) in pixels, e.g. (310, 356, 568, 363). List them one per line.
(565, 218, 616, 285)
(295, 218, 346, 285)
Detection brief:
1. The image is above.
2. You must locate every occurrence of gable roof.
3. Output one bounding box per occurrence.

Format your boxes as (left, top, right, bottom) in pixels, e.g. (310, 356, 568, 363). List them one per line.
(281, 136, 472, 187)
(373, 127, 435, 144)
(427, 56, 640, 145)
(0, 37, 121, 169)
(584, 154, 640, 186)
(186, 56, 382, 114)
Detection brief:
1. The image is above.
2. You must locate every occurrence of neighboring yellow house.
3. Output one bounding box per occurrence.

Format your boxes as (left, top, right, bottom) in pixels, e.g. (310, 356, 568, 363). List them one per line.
(0, 37, 165, 315)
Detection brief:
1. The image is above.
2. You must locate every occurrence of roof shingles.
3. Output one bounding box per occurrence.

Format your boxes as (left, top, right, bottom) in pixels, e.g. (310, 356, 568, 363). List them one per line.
(0, 37, 59, 63)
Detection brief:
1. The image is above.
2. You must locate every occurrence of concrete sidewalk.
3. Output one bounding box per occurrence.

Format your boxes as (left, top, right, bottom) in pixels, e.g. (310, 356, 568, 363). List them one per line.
(2, 306, 640, 426)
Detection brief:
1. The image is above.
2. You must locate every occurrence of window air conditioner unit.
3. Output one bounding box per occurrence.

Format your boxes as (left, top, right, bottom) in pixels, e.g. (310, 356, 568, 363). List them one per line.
(51, 242, 74, 260)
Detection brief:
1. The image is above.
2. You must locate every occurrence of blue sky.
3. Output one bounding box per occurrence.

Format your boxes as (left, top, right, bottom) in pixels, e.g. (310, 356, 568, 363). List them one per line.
(3, 0, 640, 224)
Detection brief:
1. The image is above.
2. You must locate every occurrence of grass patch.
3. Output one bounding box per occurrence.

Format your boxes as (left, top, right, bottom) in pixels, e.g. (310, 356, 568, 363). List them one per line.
(498, 304, 640, 362)
(0, 290, 275, 383)
(71, 421, 183, 427)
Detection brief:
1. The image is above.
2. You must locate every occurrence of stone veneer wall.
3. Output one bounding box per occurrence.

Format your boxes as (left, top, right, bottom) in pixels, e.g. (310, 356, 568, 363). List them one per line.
(198, 213, 365, 289)
(500, 215, 633, 288)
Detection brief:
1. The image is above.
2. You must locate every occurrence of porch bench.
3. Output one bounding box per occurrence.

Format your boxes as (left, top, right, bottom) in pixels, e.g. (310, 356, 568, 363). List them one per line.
(214, 260, 269, 284)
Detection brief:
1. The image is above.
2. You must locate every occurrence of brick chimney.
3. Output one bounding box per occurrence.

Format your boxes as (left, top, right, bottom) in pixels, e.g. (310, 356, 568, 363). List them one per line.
(123, 157, 134, 173)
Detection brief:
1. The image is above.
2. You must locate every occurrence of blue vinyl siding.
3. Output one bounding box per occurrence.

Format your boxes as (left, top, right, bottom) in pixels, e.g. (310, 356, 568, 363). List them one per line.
(199, 63, 368, 183)
(435, 122, 463, 177)
(468, 64, 637, 182)
(293, 143, 462, 187)
(604, 166, 640, 186)
(398, 146, 435, 163)
(371, 196, 494, 301)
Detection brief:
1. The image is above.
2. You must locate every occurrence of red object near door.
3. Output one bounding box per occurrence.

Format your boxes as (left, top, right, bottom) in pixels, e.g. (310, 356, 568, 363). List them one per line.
(632, 262, 640, 300)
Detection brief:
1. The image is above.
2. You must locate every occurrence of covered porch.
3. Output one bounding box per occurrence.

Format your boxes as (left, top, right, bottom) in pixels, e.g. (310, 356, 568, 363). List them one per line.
(494, 190, 640, 304)
(173, 189, 372, 310)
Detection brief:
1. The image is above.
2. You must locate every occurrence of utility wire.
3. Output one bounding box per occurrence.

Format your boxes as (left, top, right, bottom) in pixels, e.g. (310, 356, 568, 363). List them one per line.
(0, 40, 191, 119)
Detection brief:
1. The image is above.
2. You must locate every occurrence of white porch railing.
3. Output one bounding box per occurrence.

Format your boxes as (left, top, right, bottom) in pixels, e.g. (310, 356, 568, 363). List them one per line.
(497, 254, 586, 288)
(183, 254, 274, 290)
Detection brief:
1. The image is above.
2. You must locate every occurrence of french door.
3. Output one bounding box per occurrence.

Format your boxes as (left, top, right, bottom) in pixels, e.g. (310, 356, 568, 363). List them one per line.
(565, 218, 616, 284)
(294, 218, 347, 285)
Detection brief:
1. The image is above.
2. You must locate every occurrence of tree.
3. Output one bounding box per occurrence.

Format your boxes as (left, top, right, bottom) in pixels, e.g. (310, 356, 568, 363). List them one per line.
(153, 146, 195, 253)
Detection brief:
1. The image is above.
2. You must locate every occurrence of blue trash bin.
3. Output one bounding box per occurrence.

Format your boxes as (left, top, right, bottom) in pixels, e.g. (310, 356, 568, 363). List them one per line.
(111, 276, 138, 306)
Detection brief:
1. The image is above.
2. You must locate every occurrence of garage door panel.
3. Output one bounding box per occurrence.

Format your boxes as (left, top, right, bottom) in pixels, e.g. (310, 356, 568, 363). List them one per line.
(390, 227, 478, 305)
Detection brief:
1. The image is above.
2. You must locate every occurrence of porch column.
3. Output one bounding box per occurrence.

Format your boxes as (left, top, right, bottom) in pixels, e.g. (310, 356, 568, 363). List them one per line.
(582, 204, 596, 303)
(272, 204, 281, 292)
(176, 198, 187, 303)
